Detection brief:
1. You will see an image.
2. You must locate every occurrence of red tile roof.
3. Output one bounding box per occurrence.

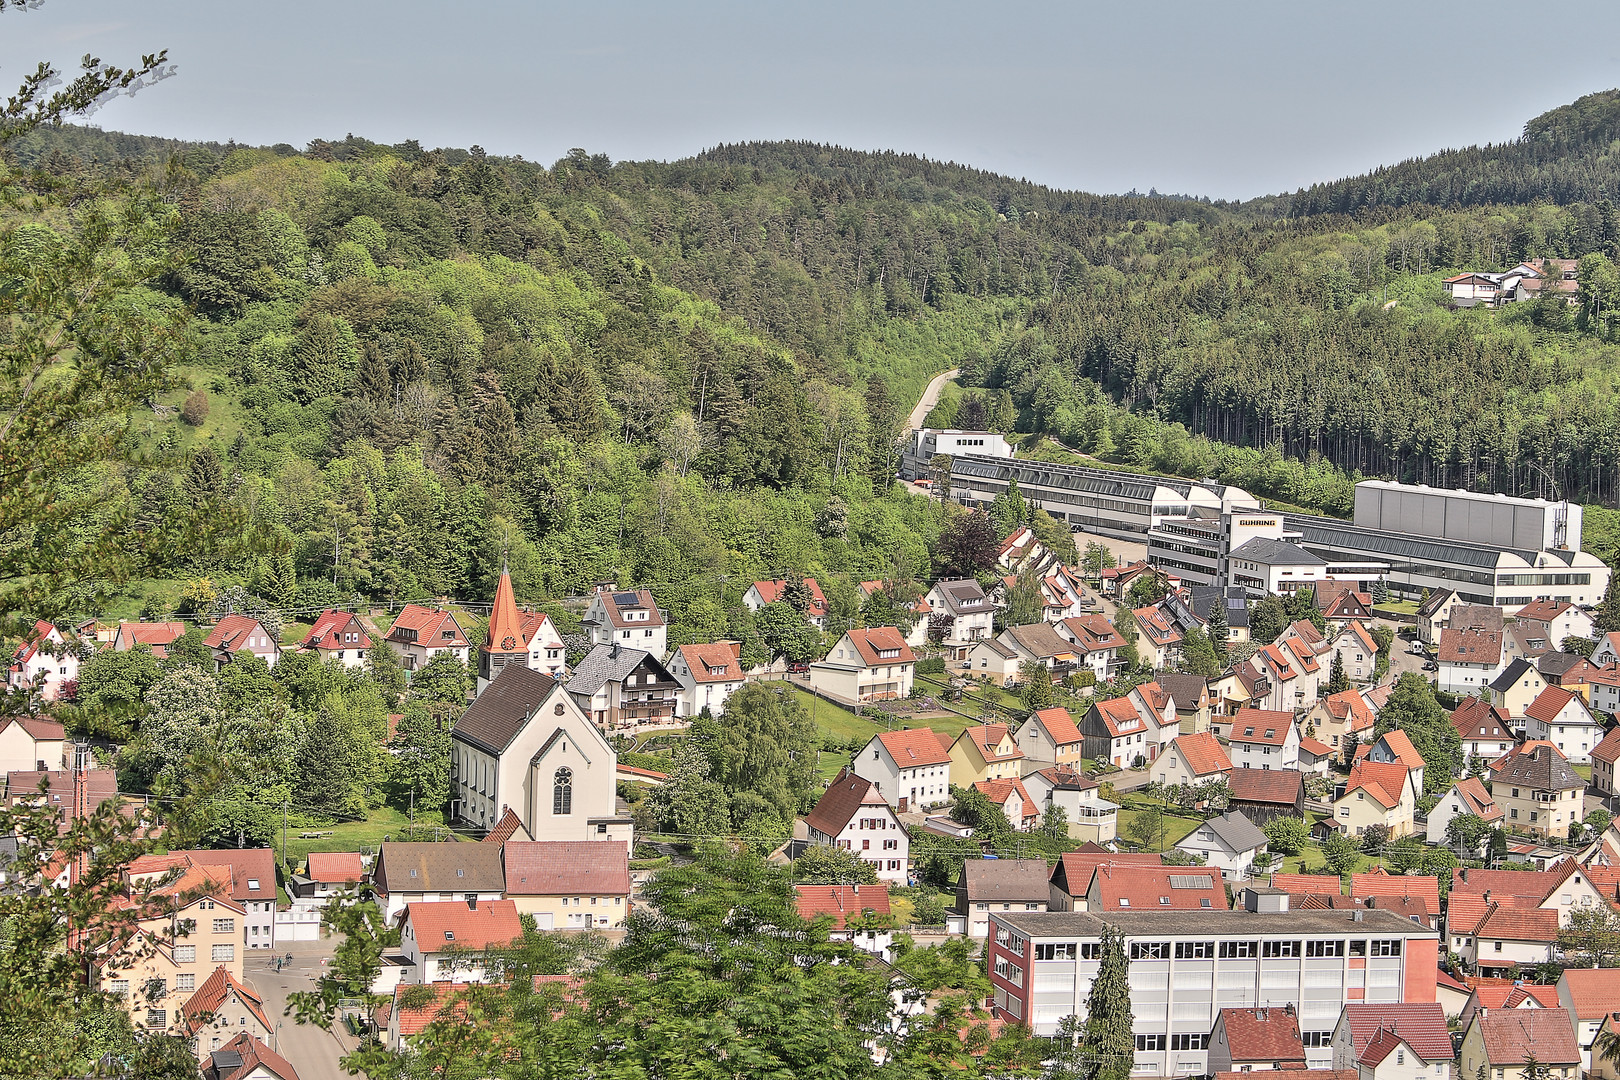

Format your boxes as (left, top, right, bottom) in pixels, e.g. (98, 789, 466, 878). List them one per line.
(675, 641, 745, 683)
(481, 807, 529, 845)
(182, 965, 271, 1037)
(1438, 628, 1502, 666)
(1350, 868, 1439, 907)
(1448, 777, 1502, 822)
(1342, 760, 1411, 810)
(1469, 983, 1561, 1010)
(1323, 688, 1376, 733)
(1171, 731, 1233, 777)
(1229, 768, 1303, 807)
(973, 778, 1037, 819)
(300, 609, 371, 651)
(1029, 706, 1083, 747)
(1594, 725, 1620, 766)
(207, 1033, 301, 1080)
(1515, 599, 1572, 624)
(807, 768, 895, 837)
(115, 620, 184, 656)
(1216, 1072, 1355, 1080)
(1133, 606, 1183, 647)
(957, 723, 1021, 763)
(1230, 709, 1294, 746)
(1298, 736, 1334, 758)
(794, 884, 891, 929)
(590, 587, 664, 629)
(1559, 968, 1620, 1019)
(1284, 637, 1320, 673)
(1451, 697, 1515, 741)
(1375, 730, 1426, 773)
(1052, 851, 1164, 897)
(1473, 902, 1559, 942)
(1268, 873, 1343, 896)
(1092, 696, 1145, 737)
(1339, 1004, 1453, 1062)
(0, 715, 65, 743)
(1089, 865, 1227, 911)
(750, 578, 828, 619)
(1524, 684, 1584, 726)
(500, 841, 630, 896)
(1217, 1007, 1305, 1065)
(389, 981, 467, 1038)
(203, 614, 276, 655)
(385, 605, 469, 650)
(307, 851, 364, 884)
(1472, 1008, 1580, 1065)
(403, 899, 523, 953)
(845, 627, 916, 666)
(875, 728, 952, 767)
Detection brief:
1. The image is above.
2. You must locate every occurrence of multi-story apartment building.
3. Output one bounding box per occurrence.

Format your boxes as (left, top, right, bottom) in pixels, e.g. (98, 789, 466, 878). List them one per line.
(985, 905, 1438, 1078)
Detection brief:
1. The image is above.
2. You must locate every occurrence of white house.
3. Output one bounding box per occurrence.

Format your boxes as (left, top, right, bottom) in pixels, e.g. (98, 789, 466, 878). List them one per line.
(370, 843, 507, 921)
(1022, 765, 1118, 844)
(203, 615, 283, 671)
(298, 609, 371, 670)
(810, 627, 916, 704)
(965, 638, 1021, 685)
(1423, 777, 1502, 848)
(1226, 709, 1300, 771)
(1523, 684, 1602, 763)
(1322, 621, 1379, 685)
(743, 578, 829, 630)
(383, 604, 470, 671)
(583, 586, 666, 656)
(1016, 706, 1087, 770)
(1593, 632, 1620, 667)
(1227, 535, 1329, 597)
(1436, 628, 1507, 695)
(852, 727, 953, 812)
(1515, 600, 1596, 651)
(1149, 731, 1233, 788)
(923, 579, 996, 656)
(805, 768, 910, 885)
(398, 899, 523, 984)
(1054, 614, 1126, 682)
(8, 620, 79, 701)
(0, 715, 65, 774)
(1175, 810, 1268, 881)
(1330, 1003, 1456, 1080)
(668, 641, 746, 717)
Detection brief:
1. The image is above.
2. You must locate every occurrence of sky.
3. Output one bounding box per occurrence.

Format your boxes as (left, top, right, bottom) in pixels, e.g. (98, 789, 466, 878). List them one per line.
(6, 1, 1620, 200)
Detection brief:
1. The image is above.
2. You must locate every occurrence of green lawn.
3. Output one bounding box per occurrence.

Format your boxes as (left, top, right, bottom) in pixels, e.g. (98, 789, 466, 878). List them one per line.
(1115, 794, 1204, 852)
(1373, 601, 1421, 617)
(273, 804, 451, 875)
(1574, 763, 1593, 782)
(791, 688, 991, 747)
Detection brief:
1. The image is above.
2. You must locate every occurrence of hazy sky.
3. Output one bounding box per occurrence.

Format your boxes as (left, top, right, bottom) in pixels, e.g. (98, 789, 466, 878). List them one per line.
(6, 1, 1620, 200)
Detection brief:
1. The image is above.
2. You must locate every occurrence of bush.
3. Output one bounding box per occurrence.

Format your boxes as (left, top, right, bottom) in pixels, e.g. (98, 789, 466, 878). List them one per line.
(916, 656, 946, 675)
(181, 388, 210, 426)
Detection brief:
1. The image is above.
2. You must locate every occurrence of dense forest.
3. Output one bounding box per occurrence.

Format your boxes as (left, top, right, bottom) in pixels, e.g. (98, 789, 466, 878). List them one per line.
(13, 93, 1620, 625)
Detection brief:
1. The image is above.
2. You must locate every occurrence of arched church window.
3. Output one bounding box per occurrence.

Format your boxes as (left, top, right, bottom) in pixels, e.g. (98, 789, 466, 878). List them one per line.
(553, 767, 573, 815)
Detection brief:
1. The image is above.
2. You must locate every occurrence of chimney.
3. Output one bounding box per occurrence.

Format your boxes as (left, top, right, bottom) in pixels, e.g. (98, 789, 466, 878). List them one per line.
(1352, 909, 1364, 922)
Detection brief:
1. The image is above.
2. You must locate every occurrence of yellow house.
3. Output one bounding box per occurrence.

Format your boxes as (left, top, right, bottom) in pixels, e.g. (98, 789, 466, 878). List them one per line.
(1458, 1007, 1579, 1080)
(1329, 760, 1415, 838)
(948, 723, 1024, 788)
(1489, 658, 1546, 717)
(500, 839, 632, 930)
(96, 863, 248, 1036)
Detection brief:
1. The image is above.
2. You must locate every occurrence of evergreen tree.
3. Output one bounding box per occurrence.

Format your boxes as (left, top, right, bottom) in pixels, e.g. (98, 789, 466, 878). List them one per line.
(1250, 595, 1288, 644)
(1326, 651, 1350, 695)
(1205, 598, 1229, 667)
(1084, 926, 1134, 1080)
(990, 477, 1027, 536)
(1599, 570, 1620, 634)
(1181, 631, 1220, 678)
(1020, 662, 1055, 709)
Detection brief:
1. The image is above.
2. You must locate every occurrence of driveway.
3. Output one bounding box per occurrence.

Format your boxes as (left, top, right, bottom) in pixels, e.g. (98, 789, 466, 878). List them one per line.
(244, 938, 357, 1080)
(1377, 621, 1431, 683)
(905, 369, 959, 433)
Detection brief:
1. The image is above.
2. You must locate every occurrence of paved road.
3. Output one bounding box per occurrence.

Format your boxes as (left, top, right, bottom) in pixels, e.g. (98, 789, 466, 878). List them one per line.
(245, 939, 356, 1080)
(905, 368, 960, 433)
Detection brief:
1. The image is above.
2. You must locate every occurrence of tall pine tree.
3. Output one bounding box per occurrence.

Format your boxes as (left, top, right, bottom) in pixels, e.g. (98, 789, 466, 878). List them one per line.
(1084, 926, 1134, 1080)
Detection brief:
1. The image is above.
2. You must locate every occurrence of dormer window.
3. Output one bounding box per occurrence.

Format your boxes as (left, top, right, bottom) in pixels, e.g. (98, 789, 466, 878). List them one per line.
(444, 931, 454, 941)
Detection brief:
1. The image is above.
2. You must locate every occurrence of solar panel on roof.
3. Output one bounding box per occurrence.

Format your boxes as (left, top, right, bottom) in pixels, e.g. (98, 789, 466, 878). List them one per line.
(1169, 875, 1214, 889)
(211, 1051, 244, 1070)
(613, 591, 642, 606)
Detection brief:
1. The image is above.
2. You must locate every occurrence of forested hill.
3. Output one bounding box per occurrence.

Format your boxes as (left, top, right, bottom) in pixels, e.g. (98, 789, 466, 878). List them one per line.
(1250, 89, 1620, 216)
(14, 95, 1620, 635)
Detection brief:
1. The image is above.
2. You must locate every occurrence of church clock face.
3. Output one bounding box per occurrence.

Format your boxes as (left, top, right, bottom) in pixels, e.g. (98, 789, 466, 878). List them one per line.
(501, 635, 517, 650)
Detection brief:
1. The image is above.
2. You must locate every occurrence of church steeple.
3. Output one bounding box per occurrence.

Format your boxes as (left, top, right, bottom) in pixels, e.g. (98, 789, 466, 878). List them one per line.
(481, 557, 526, 685)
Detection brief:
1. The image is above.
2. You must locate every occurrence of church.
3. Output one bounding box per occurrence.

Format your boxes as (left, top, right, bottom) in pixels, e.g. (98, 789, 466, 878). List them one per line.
(450, 567, 633, 846)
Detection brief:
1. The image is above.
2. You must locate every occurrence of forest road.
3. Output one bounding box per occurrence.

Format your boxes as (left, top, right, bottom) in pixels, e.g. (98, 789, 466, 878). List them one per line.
(905, 369, 959, 433)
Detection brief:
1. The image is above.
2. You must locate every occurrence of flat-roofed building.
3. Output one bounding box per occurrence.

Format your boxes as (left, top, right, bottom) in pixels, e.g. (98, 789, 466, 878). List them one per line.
(985, 907, 1439, 1076)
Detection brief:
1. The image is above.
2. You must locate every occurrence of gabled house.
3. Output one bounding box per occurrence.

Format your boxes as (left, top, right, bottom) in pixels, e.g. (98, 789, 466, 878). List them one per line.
(795, 883, 895, 959)
(582, 586, 666, 656)
(1556, 968, 1620, 1069)
(1451, 697, 1518, 770)
(1330, 1003, 1455, 1080)
(964, 638, 1020, 685)
(1588, 664, 1620, 717)
(948, 723, 1023, 788)
(811, 627, 915, 704)
(383, 604, 470, 671)
(957, 858, 1049, 938)
(112, 620, 184, 657)
(1207, 1005, 1307, 1073)
(1307, 688, 1376, 761)
(1175, 810, 1268, 881)
(399, 899, 523, 984)
(1249, 643, 1304, 713)
(1416, 588, 1460, 646)
(203, 615, 282, 671)
(1594, 631, 1620, 667)
(1593, 724, 1620, 798)
(1424, 777, 1502, 848)
(1080, 697, 1152, 768)
(1037, 566, 1091, 622)
(999, 621, 1080, 680)
(1322, 621, 1379, 685)
(128, 848, 279, 951)
(1228, 534, 1329, 597)
(1523, 684, 1602, 763)
(1298, 737, 1335, 774)
(1127, 605, 1184, 669)
(997, 525, 1058, 576)
(1490, 741, 1586, 838)
(859, 579, 932, 648)
(1488, 657, 1546, 718)
(449, 663, 631, 845)
(1045, 849, 1165, 910)
(1054, 613, 1125, 681)
(1331, 760, 1416, 838)
(1227, 709, 1300, 771)
(1023, 765, 1117, 844)
(565, 644, 682, 732)
(371, 842, 507, 921)
(1159, 673, 1213, 734)
(1149, 731, 1232, 788)
(500, 840, 632, 929)
(852, 728, 953, 812)
(298, 610, 371, 670)
(292, 851, 365, 903)
(1456, 903, 1561, 972)
(806, 768, 910, 884)
(1349, 867, 1440, 910)
(1016, 705, 1086, 769)
(974, 777, 1039, 831)
(1364, 729, 1425, 794)
(1437, 628, 1506, 695)
(1130, 680, 1180, 758)
(924, 579, 996, 656)
(181, 964, 273, 1053)
(0, 716, 64, 774)
(9, 620, 79, 700)
(668, 641, 746, 718)
(1320, 586, 1375, 624)
(1516, 599, 1596, 652)
(201, 1032, 301, 1080)
(1085, 864, 1227, 912)
(743, 577, 829, 629)
(1457, 1003, 1580, 1080)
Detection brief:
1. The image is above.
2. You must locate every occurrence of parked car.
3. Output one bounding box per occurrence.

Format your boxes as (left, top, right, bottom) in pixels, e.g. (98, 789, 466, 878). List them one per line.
(787, 661, 809, 674)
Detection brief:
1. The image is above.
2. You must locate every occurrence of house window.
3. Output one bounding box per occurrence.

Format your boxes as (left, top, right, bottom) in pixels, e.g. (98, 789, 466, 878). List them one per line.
(212, 919, 235, 933)
(174, 946, 195, 963)
(1370, 940, 1402, 956)
(212, 945, 234, 962)
(176, 974, 195, 992)
(554, 767, 573, 815)
(110, 980, 129, 997)
(146, 1010, 166, 1029)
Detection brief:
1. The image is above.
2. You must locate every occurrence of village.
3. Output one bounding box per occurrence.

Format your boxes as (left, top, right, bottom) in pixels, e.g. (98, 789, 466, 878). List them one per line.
(10, 434, 1620, 1079)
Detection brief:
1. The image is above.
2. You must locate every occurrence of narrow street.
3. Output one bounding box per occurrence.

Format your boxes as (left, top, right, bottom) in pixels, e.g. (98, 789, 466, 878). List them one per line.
(244, 939, 357, 1080)
(904, 369, 960, 433)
